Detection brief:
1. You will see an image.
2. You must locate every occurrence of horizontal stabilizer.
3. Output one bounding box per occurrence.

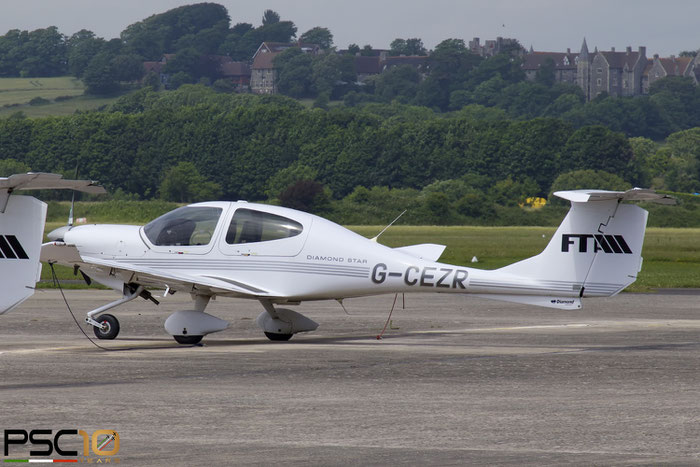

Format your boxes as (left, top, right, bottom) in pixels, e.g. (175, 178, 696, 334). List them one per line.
(554, 188, 675, 204)
(0, 172, 106, 194)
(474, 294, 582, 310)
(394, 243, 446, 262)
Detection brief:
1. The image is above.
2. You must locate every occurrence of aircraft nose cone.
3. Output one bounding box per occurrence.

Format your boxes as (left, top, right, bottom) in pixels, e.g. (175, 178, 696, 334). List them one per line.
(47, 225, 71, 242)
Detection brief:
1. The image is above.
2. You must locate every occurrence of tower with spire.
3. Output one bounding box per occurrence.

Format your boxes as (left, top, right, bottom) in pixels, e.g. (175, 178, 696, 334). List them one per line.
(577, 38, 592, 100)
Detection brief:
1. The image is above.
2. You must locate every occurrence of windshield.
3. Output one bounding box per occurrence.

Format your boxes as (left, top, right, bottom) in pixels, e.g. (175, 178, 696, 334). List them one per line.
(144, 206, 222, 246)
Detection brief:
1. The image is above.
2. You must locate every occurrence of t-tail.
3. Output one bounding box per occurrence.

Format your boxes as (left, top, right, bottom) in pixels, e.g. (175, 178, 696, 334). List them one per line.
(474, 189, 674, 310)
(0, 173, 105, 314)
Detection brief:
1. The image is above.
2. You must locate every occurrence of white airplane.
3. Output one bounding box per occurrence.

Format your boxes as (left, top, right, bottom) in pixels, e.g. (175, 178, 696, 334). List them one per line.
(0, 173, 674, 344)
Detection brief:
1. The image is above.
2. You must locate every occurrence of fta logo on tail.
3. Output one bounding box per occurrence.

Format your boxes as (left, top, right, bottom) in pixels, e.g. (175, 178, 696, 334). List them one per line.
(0, 235, 28, 259)
(561, 234, 633, 254)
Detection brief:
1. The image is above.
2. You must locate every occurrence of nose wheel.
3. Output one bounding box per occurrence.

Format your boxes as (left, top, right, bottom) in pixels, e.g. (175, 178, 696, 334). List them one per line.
(93, 314, 120, 340)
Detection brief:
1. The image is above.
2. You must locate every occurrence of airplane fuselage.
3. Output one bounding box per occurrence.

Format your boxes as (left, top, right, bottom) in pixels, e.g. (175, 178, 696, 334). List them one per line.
(60, 201, 586, 306)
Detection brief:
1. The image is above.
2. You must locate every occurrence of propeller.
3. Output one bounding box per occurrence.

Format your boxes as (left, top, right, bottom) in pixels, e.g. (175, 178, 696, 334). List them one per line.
(47, 165, 78, 242)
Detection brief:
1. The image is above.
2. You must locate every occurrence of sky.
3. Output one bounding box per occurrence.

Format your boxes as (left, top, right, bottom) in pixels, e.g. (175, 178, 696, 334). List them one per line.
(0, 0, 698, 57)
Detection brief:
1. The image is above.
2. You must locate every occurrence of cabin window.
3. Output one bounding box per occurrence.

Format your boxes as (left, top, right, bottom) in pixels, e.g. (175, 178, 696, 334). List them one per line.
(226, 209, 303, 244)
(144, 206, 222, 246)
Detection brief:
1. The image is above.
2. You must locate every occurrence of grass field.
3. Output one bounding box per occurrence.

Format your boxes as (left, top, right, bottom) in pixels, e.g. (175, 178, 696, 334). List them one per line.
(39, 222, 700, 292)
(0, 76, 120, 117)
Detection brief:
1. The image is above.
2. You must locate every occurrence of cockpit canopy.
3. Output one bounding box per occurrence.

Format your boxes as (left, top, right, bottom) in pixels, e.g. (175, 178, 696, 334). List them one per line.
(144, 206, 222, 246)
(143, 204, 305, 248)
(225, 208, 303, 244)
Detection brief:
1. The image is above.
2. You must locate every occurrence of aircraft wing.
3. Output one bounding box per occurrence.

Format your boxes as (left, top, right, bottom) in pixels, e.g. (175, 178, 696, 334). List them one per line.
(41, 242, 275, 298)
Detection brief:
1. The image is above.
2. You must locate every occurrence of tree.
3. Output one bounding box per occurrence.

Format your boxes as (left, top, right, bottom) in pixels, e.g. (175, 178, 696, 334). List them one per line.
(469, 75, 507, 107)
(0, 29, 28, 76)
(168, 71, 195, 89)
(489, 177, 540, 206)
(543, 93, 583, 117)
(266, 164, 318, 199)
(650, 76, 699, 131)
(262, 9, 280, 26)
(218, 22, 253, 58)
(467, 53, 524, 88)
(0, 158, 30, 176)
(300, 27, 333, 49)
(374, 65, 420, 102)
(496, 82, 553, 118)
(562, 125, 634, 176)
(67, 30, 105, 78)
(121, 3, 230, 59)
(111, 54, 145, 82)
(258, 21, 297, 43)
(82, 52, 119, 95)
(389, 38, 426, 56)
(360, 45, 374, 56)
(16, 27, 68, 76)
(416, 38, 481, 110)
(347, 44, 360, 55)
(274, 48, 314, 97)
(279, 180, 330, 213)
(159, 162, 222, 202)
(662, 128, 700, 192)
(535, 57, 556, 87)
(311, 53, 355, 98)
(164, 47, 200, 76)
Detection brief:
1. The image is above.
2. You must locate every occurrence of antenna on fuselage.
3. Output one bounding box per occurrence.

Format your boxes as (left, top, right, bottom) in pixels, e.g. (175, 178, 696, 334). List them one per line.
(370, 209, 406, 242)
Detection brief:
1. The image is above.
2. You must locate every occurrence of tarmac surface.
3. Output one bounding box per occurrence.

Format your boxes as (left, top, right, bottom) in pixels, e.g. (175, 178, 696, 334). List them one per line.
(2, 289, 700, 466)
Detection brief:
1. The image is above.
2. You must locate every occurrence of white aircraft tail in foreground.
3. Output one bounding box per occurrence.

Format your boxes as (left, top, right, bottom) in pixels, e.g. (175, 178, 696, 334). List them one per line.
(0, 173, 105, 313)
(0, 173, 674, 344)
(482, 189, 666, 309)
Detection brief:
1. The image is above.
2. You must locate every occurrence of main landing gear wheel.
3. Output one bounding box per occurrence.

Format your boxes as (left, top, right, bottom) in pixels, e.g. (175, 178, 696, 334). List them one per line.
(93, 314, 120, 340)
(264, 332, 293, 341)
(174, 335, 203, 345)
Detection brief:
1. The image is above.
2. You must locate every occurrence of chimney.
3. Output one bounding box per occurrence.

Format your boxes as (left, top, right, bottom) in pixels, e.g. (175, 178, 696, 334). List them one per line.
(567, 48, 571, 54)
(639, 46, 646, 57)
(670, 54, 675, 59)
(626, 46, 632, 54)
(611, 46, 615, 52)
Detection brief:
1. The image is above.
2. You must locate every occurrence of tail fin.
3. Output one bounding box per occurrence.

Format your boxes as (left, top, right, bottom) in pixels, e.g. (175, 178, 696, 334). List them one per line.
(0, 196, 46, 314)
(0, 173, 106, 314)
(497, 189, 671, 299)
